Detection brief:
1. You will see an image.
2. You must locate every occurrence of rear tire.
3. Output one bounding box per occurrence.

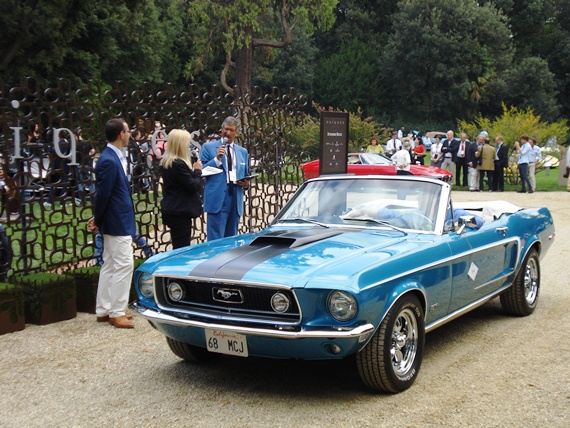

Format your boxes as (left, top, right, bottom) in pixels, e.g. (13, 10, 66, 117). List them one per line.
(166, 337, 220, 363)
(500, 249, 540, 316)
(356, 294, 425, 393)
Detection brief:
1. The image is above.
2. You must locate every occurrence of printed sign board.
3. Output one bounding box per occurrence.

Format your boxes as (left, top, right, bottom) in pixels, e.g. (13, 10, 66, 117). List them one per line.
(319, 111, 349, 176)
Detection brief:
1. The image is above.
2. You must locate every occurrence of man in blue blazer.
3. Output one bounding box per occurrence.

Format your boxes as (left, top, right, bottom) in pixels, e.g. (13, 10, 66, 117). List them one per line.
(88, 118, 136, 329)
(200, 116, 250, 241)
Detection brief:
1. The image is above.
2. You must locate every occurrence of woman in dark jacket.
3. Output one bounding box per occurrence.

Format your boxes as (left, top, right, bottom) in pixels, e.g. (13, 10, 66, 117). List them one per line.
(160, 129, 203, 249)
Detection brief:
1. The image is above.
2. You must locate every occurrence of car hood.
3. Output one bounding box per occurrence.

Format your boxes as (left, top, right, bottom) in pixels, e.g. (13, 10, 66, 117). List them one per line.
(142, 226, 436, 291)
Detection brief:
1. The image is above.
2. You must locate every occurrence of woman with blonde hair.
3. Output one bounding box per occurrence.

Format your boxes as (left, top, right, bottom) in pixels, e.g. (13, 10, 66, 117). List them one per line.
(160, 129, 203, 248)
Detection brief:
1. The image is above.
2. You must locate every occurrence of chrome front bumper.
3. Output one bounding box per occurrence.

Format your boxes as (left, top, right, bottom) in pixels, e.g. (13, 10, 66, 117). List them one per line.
(132, 302, 374, 340)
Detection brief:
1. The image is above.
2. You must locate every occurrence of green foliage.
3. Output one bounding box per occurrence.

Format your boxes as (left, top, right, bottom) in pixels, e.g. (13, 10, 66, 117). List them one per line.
(457, 104, 569, 149)
(73, 266, 101, 279)
(377, 0, 513, 123)
(0, 282, 24, 324)
(488, 57, 561, 122)
(185, 0, 338, 89)
(15, 273, 75, 320)
(313, 38, 381, 112)
(0, 0, 187, 86)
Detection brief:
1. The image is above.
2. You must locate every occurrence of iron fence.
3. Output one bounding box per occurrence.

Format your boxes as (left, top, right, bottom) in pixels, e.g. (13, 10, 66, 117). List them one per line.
(0, 77, 308, 277)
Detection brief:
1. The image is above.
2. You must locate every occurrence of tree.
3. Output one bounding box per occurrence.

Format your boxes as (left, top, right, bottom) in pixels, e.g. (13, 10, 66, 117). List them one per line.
(486, 57, 561, 122)
(377, 0, 513, 124)
(313, 38, 381, 112)
(0, 0, 185, 86)
(252, 24, 319, 97)
(186, 0, 338, 96)
(457, 103, 568, 150)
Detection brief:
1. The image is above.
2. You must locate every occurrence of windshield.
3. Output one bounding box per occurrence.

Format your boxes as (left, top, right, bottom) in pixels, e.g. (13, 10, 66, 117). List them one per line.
(274, 177, 443, 232)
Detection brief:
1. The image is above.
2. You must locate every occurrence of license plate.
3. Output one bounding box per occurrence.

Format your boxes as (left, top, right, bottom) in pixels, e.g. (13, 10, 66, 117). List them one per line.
(204, 329, 248, 357)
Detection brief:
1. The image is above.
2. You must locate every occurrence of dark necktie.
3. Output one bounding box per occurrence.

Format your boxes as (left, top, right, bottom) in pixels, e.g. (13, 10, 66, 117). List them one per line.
(227, 144, 233, 171)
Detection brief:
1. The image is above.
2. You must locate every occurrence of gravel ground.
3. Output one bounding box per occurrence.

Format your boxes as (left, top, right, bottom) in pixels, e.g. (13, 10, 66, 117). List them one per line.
(1, 190, 569, 428)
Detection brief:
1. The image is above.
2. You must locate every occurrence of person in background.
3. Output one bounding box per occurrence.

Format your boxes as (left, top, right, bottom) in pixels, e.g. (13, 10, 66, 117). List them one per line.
(88, 118, 136, 329)
(467, 134, 483, 191)
(160, 129, 203, 249)
(200, 116, 250, 241)
(564, 145, 570, 192)
(27, 121, 41, 143)
(528, 137, 542, 192)
(75, 127, 96, 204)
(514, 134, 533, 193)
(454, 133, 470, 187)
(391, 138, 412, 175)
(475, 135, 496, 191)
(430, 136, 443, 167)
(366, 136, 384, 154)
(385, 131, 402, 156)
(441, 130, 458, 178)
(492, 135, 509, 192)
(412, 136, 425, 165)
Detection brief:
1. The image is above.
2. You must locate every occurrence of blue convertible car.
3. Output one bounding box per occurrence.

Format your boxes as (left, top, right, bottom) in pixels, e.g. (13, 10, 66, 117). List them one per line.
(132, 176, 555, 393)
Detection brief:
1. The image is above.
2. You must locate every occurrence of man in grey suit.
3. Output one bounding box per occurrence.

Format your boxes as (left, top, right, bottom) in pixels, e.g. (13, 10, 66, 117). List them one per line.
(88, 118, 136, 329)
(200, 116, 250, 241)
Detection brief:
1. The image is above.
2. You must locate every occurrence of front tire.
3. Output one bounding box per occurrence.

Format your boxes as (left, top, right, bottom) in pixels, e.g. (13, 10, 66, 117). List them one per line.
(356, 294, 425, 393)
(166, 337, 220, 363)
(500, 249, 540, 316)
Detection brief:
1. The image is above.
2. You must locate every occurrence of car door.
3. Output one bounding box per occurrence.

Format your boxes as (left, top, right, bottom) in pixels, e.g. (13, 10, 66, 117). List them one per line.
(446, 218, 519, 313)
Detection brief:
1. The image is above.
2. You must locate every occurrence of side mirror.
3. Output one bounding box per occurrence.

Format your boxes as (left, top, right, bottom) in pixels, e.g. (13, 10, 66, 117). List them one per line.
(457, 215, 478, 234)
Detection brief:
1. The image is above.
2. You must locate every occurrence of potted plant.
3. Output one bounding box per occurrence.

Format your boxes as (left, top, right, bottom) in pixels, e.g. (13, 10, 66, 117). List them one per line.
(0, 282, 25, 335)
(16, 273, 77, 325)
(73, 265, 101, 314)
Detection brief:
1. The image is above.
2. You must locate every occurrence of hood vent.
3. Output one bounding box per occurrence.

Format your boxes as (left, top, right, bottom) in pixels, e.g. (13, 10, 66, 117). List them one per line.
(251, 229, 344, 249)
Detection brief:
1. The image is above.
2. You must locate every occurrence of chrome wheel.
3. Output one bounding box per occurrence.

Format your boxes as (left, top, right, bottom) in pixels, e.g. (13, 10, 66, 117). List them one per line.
(523, 257, 539, 305)
(391, 308, 419, 379)
(357, 294, 425, 393)
(500, 249, 540, 316)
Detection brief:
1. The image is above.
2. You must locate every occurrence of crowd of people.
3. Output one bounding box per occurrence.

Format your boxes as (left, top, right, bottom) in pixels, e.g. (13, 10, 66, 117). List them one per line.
(376, 128, 550, 193)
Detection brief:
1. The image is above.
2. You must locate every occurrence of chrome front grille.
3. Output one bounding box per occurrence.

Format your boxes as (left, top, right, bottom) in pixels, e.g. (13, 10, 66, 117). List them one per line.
(155, 277, 301, 325)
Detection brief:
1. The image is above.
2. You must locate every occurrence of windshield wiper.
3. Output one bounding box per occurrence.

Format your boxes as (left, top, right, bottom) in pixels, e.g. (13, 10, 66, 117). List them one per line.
(342, 217, 408, 235)
(276, 218, 330, 228)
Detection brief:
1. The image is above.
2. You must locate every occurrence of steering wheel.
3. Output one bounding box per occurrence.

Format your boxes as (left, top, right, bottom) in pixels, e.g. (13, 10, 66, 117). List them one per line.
(394, 212, 434, 230)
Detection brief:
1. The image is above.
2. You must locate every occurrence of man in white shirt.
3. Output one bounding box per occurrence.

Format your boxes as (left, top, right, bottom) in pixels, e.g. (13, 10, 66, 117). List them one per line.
(386, 131, 402, 156)
(391, 138, 412, 175)
(528, 138, 542, 191)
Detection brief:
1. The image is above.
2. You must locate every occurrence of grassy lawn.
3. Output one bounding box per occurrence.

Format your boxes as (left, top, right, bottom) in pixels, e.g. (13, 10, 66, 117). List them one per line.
(450, 167, 566, 192)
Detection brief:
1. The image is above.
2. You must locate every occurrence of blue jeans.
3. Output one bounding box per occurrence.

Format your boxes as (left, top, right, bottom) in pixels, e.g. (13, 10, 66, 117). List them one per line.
(518, 163, 532, 192)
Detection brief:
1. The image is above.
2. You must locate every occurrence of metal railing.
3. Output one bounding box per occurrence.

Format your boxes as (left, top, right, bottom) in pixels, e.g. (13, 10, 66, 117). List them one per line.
(0, 78, 308, 277)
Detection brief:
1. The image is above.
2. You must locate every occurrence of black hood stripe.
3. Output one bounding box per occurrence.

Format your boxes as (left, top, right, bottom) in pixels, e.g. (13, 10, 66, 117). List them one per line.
(189, 243, 291, 280)
(189, 228, 346, 280)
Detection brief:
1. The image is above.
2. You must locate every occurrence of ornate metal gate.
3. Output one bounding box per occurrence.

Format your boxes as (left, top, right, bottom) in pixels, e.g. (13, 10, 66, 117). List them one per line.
(0, 78, 308, 277)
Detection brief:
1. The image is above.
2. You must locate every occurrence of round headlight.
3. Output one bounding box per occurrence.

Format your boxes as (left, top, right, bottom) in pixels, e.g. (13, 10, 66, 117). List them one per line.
(271, 292, 290, 313)
(168, 282, 184, 301)
(328, 291, 357, 321)
(139, 273, 154, 298)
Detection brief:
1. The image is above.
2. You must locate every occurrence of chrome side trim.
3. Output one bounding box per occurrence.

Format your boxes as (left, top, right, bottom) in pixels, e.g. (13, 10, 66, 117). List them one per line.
(361, 236, 521, 292)
(131, 303, 374, 340)
(425, 283, 511, 333)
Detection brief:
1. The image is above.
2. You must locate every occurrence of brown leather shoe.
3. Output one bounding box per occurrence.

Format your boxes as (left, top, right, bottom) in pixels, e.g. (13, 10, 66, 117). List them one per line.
(109, 316, 135, 329)
(96, 314, 133, 323)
